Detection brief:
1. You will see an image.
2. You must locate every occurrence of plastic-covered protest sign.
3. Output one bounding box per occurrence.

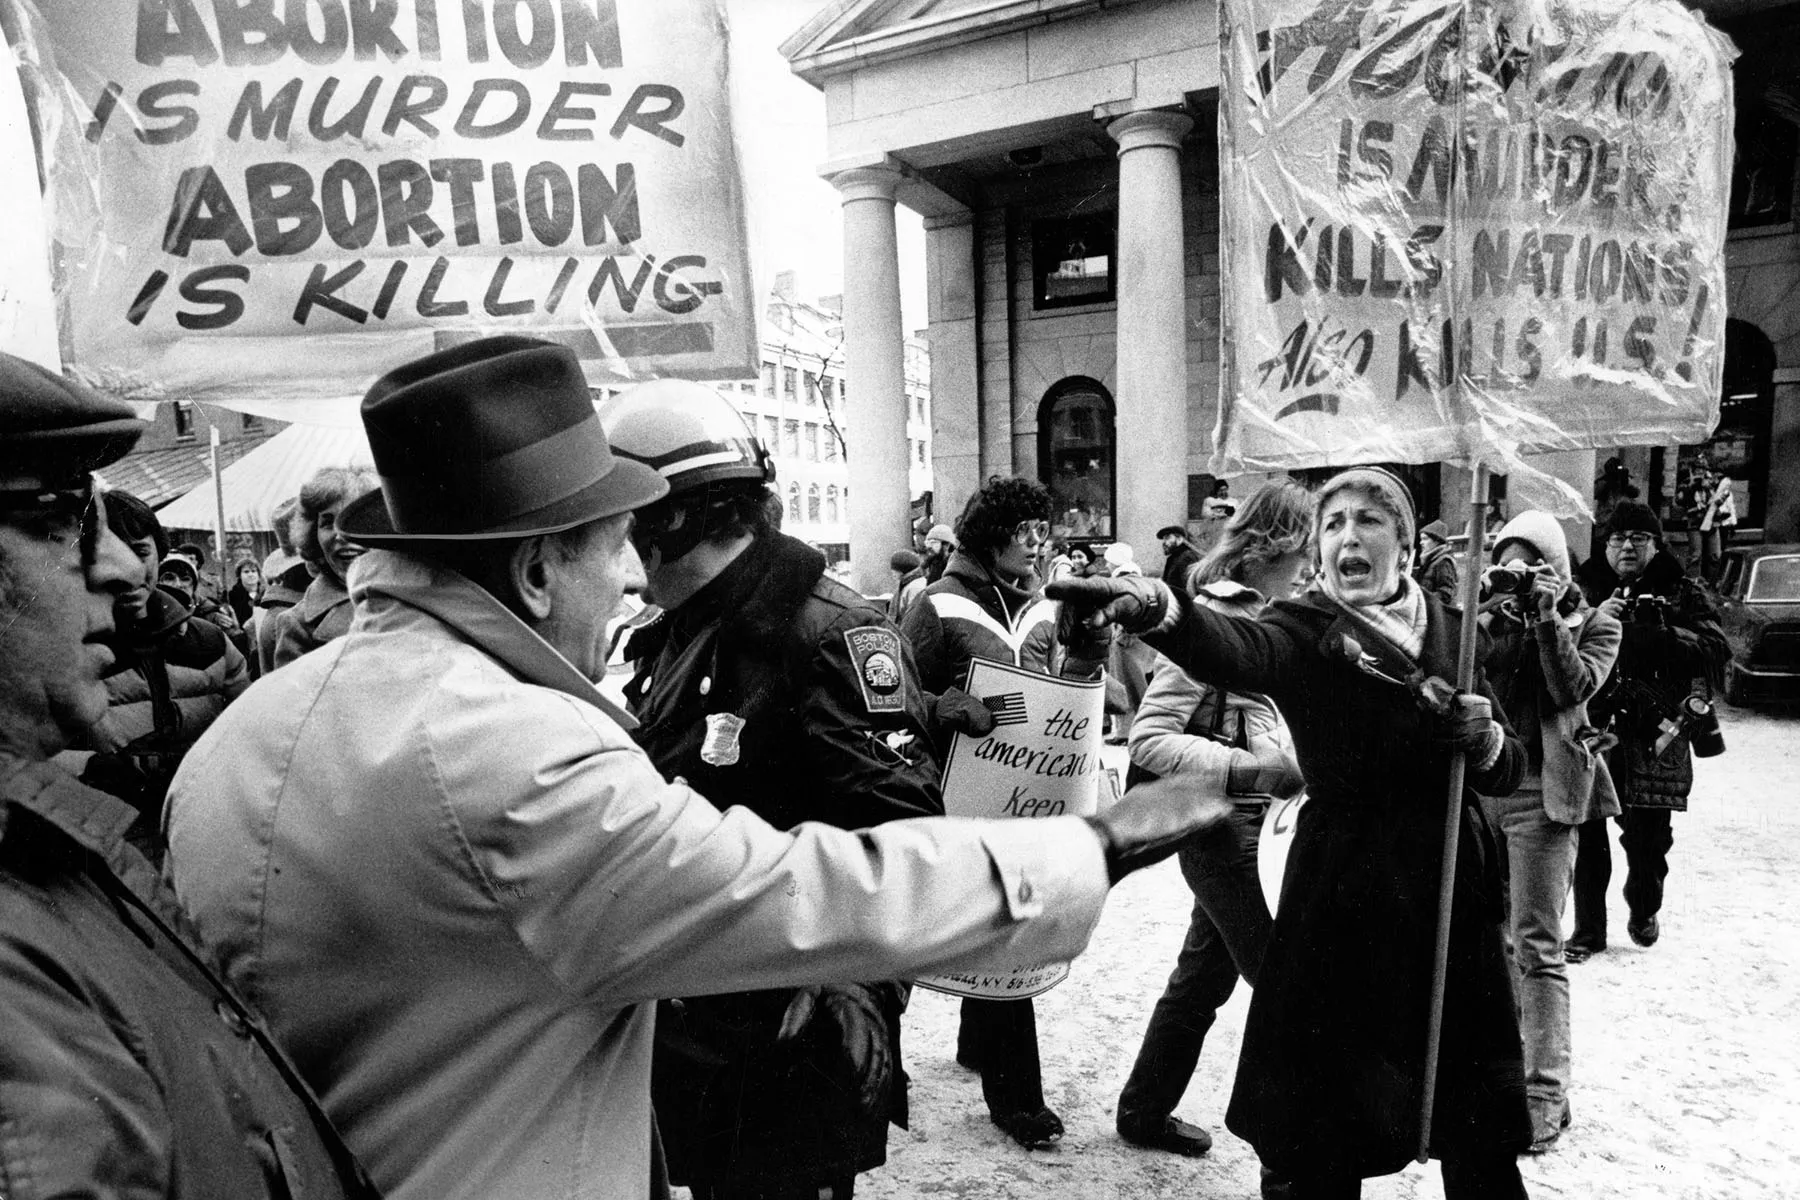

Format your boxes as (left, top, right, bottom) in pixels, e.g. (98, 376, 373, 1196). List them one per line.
(6, 0, 756, 409)
(918, 657, 1105, 1001)
(1216, 0, 1736, 476)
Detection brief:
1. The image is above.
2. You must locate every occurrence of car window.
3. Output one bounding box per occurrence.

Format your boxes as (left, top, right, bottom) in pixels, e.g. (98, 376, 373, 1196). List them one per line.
(1745, 556, 1800, 602)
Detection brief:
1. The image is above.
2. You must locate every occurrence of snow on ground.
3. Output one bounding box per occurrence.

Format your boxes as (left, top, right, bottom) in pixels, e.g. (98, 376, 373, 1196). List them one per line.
(832, 702, 1800, 1200)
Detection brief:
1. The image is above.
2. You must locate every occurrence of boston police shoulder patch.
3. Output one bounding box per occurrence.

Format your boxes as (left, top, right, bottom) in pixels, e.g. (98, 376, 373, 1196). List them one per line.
(844, 626, 907, 713)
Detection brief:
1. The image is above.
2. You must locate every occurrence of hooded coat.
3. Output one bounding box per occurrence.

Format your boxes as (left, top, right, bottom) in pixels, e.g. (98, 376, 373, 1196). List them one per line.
(1143, 589, 1530, 1179)
(1484, 513, 1622, 826)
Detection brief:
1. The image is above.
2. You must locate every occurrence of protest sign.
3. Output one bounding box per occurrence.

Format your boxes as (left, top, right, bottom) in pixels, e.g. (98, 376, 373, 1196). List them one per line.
(8, 0, 756, 407)
(1216, 0, 1736, 476)
(0, 24, 57, 367)
(918, 656, 1105, 1001)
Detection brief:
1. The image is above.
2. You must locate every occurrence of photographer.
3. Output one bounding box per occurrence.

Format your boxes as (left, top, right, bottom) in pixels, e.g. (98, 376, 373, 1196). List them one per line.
(1477, 513, 1620, 1153)
(1570, 502, 1728, 959)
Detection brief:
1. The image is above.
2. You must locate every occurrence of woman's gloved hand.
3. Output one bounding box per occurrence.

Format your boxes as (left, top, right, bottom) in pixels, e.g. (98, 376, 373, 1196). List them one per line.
(928, 687, 997, 738)
(1433, 692, 1504, 765)
(1045, 576, 1175, 636)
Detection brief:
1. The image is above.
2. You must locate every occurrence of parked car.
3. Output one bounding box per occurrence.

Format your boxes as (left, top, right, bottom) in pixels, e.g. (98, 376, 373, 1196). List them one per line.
(1715, 544, 1800, 706)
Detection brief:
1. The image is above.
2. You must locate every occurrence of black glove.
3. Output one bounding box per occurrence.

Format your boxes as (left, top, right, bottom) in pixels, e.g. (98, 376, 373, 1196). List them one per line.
(1044, 576, 1173, 636)
(928, 687, 996, 738)
(778, 983, 892, 1115)
(1084, 775, 1233, 884)
(1432, 692, 1503, 761)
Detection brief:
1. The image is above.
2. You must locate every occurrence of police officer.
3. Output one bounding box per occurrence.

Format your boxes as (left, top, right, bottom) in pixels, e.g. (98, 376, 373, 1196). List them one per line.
(0, 351, 374, 1198)
(604, 380, 946, 1200)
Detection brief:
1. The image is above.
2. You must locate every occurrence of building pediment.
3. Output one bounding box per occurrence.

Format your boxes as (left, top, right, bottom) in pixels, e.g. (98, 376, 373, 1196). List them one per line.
(783, 0, 1164, 87)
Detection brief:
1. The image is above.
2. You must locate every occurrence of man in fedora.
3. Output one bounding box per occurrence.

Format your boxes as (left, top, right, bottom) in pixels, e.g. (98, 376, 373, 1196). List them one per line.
(0, 351, 374, 1198)
(164, 336, 1235, 1200)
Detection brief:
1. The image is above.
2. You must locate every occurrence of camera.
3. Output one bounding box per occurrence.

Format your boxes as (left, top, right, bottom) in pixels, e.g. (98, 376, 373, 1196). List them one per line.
(1484, 564, 1534, 597)
(1651, 693, 1726, 759)
(1679, 695, 1726, 758)
(1625, 594, 1671, 625)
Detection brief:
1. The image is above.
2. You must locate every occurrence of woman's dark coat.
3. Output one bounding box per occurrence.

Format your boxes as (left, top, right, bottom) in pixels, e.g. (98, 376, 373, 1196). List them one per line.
(1144, 590, 1530, 1179)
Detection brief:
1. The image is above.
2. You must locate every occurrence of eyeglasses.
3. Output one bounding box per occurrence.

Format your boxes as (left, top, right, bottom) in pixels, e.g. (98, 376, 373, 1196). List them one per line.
(1013, 520, 1050, 547)
(1605, 532, 1655, 548)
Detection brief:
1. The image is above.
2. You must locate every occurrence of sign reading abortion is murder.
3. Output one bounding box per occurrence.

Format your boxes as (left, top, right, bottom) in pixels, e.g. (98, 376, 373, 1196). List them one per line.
(918, 657, 1105, 1001)
(1216, 0, 1736, 474)
(11, 0, 756, 407)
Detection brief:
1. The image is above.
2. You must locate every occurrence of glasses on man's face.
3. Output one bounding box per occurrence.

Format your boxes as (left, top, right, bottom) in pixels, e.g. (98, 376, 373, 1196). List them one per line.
(1014, 520, 1050, 547)
(1606, 532, 1655, 549)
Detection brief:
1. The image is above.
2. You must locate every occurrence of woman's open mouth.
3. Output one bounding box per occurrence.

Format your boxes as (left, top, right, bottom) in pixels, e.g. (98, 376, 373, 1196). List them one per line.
(1337, 556, 1372, 581)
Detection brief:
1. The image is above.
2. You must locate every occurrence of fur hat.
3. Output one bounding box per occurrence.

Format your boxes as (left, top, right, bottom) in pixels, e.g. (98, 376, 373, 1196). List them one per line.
(1606, 500, 1663, 541)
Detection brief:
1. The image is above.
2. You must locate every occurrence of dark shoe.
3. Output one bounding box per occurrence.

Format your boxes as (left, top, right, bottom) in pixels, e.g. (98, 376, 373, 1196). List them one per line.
(1118, 1115, 1213, 1157)
(1628, 914, 1660, 947)
(993, 1107, 1064, 1150)
(1564, 940, 1605, 964)
(1527, 1098, 1572, 1153)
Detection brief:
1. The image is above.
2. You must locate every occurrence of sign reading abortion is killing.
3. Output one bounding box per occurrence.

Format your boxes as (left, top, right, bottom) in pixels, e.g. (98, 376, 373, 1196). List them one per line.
(918, 658, 1105, 1001)
(13, 0, 756, 406)
(1216, 0, 1736, 473)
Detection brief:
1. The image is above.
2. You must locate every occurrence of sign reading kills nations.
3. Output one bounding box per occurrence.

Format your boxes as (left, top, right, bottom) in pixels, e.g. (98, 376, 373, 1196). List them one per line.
(10, 0, 757, 405)
(1215, 0, 1736, 473)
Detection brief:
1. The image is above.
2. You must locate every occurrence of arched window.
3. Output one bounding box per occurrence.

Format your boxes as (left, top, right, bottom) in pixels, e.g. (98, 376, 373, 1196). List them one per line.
(1037, 377, 1116, 542)
(807, 483, 822, 523)
(825, 485, 840, 524)
(786, 482, 801, 526)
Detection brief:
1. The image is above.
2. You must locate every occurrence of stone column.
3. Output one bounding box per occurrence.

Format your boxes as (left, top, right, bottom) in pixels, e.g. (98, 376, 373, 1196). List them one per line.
(925, 211, 979, 524)
(831, 164, 910, 595)
(1107, 108, 1192, 555)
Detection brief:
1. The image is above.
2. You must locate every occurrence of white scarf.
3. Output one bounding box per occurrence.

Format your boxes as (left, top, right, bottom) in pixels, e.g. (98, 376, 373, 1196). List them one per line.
(1324, 571, 1428, 661)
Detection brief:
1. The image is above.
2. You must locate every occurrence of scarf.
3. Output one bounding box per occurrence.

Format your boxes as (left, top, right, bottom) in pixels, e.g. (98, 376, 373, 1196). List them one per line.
(1323, 571, 1428, 661)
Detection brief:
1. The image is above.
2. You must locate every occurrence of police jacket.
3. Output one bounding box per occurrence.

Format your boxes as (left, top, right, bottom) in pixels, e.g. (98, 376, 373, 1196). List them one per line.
(0, 756, 375, 1200)
(623, 531, 943, 1189)
(1574, 549, 1728, 809)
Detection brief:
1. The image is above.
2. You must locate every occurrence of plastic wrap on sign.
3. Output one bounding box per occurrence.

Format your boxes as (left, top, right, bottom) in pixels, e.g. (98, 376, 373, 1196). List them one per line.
(1216, 0, 1736, 484)
(7, 0, 757, 408)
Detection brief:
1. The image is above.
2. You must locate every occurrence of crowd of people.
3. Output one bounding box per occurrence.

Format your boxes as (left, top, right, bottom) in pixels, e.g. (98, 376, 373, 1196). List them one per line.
(0, 337, 1732, 1200)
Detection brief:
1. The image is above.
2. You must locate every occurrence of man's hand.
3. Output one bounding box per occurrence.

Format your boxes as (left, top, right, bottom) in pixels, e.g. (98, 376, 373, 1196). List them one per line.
(1044, 576, 1173, 635)
(1598, 589, 1629, 623)
(928, 687, 996, 737)
(777, 984, 891, 1115)
(1085, 774, 1233, 883)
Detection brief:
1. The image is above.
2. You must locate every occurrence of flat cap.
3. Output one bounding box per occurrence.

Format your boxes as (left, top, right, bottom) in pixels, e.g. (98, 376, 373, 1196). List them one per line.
(0, 351, 144, 484)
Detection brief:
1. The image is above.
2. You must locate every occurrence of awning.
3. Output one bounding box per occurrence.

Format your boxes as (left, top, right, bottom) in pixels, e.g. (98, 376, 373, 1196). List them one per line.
(93, 437, 272, 509)
(152, 423, 373, 533)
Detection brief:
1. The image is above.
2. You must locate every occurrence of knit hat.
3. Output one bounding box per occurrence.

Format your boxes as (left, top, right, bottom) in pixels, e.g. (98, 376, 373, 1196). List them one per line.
(1492, 511, 1571, 583)
(890, 549, 921, 572)
(925, 523, 957, 549)
(1419, 519, 1449, 544)
(1316, 466, 1417, 550)
(1605, 500, 1663, 541)
(1103, 542, 1136, 570)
